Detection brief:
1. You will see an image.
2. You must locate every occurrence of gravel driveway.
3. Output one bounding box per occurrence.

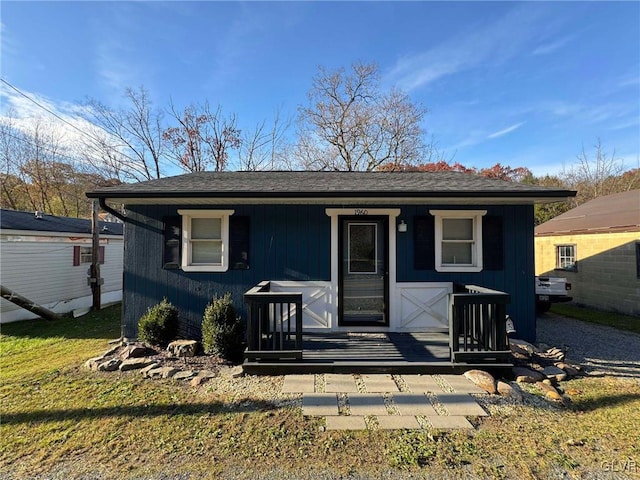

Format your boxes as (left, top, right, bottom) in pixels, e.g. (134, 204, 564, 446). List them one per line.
(537, 313, 640, 379)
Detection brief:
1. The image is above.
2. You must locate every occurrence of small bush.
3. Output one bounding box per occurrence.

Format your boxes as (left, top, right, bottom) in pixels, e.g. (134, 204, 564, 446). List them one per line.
(202, 293, 245, 362)
(138, 298, 179, 347)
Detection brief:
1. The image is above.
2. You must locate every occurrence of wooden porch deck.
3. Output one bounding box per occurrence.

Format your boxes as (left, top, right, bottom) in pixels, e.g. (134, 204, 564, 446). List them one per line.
(242, 332, 512, 375)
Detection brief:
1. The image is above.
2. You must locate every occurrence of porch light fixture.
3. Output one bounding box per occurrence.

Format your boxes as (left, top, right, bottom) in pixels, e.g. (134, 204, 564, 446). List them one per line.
(398, 220, 407, 233)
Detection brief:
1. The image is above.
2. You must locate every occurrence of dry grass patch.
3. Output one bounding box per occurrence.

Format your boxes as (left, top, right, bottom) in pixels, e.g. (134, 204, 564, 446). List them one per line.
(2, 305, 639, 479)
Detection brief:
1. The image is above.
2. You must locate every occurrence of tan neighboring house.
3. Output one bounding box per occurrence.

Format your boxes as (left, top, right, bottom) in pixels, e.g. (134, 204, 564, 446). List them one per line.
(535, 190, 640, 317)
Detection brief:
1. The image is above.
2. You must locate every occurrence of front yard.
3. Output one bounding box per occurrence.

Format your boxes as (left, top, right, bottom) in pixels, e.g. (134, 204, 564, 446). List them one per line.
(1, 305, 639, 479)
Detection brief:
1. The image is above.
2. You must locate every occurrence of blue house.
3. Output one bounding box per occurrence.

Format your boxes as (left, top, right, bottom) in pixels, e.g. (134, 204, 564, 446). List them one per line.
(87, 171, 574, 373)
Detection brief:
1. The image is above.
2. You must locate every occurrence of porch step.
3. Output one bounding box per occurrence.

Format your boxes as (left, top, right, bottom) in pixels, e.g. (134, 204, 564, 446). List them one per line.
(242, 360, 512, 376)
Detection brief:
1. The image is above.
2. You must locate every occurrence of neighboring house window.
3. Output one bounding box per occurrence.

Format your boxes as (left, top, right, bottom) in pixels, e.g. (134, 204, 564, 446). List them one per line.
(177, 209, 234, 272)
(556, 244, 577, 271)
(73, 245, 105, 266)
(429, 210, 486, 272)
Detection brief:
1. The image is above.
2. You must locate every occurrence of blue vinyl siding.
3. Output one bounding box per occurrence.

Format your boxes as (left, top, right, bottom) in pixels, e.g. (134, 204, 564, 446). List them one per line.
(122, 204, 331, 338)
(122, 203, 537, 342)
(396, 204, 536, 341)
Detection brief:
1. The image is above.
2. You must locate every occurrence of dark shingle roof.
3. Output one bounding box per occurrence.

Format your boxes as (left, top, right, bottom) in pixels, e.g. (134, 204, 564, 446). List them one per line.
(535, 190, 640, 235)
(0, 209, 124, 235)
(86, 171, 574, 200)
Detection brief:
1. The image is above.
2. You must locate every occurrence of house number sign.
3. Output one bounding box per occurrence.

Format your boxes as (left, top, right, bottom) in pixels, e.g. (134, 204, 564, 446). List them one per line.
(354, 209, 369, 215)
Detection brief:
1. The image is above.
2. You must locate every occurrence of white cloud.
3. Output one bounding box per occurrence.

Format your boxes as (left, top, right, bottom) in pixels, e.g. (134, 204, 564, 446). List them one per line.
(385, 5, 552, 91)
(0, 85, 111, 156)
(487, 122, 524, 139)
(531, 35, 575, 56)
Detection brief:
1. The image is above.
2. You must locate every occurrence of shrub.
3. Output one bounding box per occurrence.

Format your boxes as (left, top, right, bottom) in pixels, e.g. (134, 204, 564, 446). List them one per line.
(137, 298, 179, 347)
(202, 293, 245, 362)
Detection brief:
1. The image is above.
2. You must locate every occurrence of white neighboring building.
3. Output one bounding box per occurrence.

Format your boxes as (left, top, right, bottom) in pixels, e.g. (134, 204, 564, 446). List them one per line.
(0, 209, 124, 322)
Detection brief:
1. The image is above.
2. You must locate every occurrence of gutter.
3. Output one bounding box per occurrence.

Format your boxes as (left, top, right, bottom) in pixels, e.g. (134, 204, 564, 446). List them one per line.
(98, 197, 127, 223)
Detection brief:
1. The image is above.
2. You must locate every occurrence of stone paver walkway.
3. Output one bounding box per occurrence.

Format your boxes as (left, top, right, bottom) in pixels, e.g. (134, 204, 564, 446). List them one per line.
(288, 373, 487, 430)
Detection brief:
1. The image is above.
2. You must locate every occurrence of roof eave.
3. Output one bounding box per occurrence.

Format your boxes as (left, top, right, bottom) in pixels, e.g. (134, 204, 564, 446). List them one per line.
(88, 193, 574, 207)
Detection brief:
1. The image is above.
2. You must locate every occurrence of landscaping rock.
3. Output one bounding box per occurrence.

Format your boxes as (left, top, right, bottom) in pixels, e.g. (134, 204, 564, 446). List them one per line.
(119, 357, 155, 371)
(556, 362, 580, 377)
(161, 367, 180, 379)
(146, 367, 166, 379)
(190, 370, 217, 386)
(220, 365, 244, 379)
(120, 344, 149, 360)
(167, 340, 199, 358)
(463, 369, 497, 394)
(84, 356, 105, 371)
(542, 365, 568, 382)
(536, 381, 563, 401)
(140, 363, 160, 377)
(512, 366, 545, 383)
(173, 370, 197, 380)
(98, 358, 121, 371)
(190, 375, 211, 387)
(497, 380, 523, 402)
(509, 338, 538, 354)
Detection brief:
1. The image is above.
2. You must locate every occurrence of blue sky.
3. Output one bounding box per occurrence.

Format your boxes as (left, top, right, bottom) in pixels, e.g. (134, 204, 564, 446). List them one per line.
(1, 1, 639, 176)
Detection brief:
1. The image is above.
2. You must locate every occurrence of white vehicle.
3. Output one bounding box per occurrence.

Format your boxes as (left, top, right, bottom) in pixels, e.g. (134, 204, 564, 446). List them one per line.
(535, 276, 572, 313)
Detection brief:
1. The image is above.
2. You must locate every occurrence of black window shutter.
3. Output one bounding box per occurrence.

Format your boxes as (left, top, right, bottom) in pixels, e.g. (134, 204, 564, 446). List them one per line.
(163, 216, 181, 269)
(98, 246, 105, 264)
(414, 215, 435, 270)
(483, 216, 504, 271)
(229, 216, 250, 270)
(73, 245, 80, 266)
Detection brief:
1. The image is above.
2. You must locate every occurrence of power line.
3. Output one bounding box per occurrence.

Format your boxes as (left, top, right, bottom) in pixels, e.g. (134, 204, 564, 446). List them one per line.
(0, 129, 78, 159)
(1, 78, 107, 146)
(0, 78, 146, 168)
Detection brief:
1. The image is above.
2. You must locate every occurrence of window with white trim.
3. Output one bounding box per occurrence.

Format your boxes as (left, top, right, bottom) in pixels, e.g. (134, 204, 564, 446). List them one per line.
(555, 244, 577, 271)
(178, 209, 234, 272)
(429, 210, 486, 272)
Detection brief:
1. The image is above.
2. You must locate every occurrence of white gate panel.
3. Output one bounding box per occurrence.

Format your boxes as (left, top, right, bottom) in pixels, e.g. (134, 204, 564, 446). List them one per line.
(270, 281, 332, 330)
(395, 282, 452, 332)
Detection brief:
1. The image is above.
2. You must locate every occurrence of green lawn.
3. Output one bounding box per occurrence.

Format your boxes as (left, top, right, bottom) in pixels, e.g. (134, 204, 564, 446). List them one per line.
(1, 305, 639, 479)
(551, 303, 640, 334)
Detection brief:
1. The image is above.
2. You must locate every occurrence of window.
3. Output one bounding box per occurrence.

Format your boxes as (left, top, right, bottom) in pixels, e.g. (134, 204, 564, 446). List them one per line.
(348, 223, 377, 273)
(555, 244, 577, 271)
(429, 210, 486, 272)
(79, 246, 93, 264)
(73, 245, 105, 266)
(178, 210, 234, 272)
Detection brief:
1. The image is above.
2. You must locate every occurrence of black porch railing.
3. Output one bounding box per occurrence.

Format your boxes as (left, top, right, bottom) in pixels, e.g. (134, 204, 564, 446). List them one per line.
(449, 284, 511, 363)
(244, 281, 303, 361)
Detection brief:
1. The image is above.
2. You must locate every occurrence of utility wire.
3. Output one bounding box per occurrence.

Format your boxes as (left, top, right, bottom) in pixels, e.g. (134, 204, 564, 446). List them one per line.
(0, 78, 147, 168)
(0, 129, 77, 159)
(1, 78, 107, 146)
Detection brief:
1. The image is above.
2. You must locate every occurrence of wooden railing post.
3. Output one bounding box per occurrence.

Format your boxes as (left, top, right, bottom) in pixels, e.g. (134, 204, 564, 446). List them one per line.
(449, 285, 512, 363)
(244, 281, 303, 362)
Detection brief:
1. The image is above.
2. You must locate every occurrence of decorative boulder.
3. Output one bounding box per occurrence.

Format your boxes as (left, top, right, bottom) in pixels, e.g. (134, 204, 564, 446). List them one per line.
(98, 358, 121, 372)
(119, 358, 155, 372)
(120, 344, 150, 360)
(543, 365, 568, 382)
(463, 369, 497, 394)
(512, 366, 545, 383)
(536, 381, 563, 401)
(167, 340, 199, 358)
(84, 356, 105, 371)
(497, 381, 523, 403)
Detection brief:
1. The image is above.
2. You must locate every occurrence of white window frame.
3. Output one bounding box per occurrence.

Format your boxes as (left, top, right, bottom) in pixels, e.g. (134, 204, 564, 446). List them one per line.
(178, 209, 234, 272)
(429, 209, 487, 273)
(555, 244, 577, 271)
(79, 246, 93, 264)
